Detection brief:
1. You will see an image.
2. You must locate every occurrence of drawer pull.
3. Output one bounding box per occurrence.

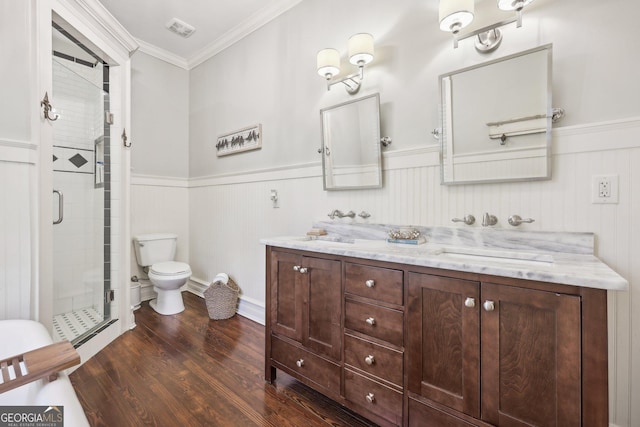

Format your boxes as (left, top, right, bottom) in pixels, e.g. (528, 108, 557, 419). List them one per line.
(293, 265, 300, 272)
(365, 317, 376, 326)
(366, 392, 376, 404)
(296, 359, 304, 368)
(483, 300, 495, 312)
(465, 297, 476, 308)
(299, 267, 308, 274)
(365, 279, 375, 288)
(364, 355, 375, 365)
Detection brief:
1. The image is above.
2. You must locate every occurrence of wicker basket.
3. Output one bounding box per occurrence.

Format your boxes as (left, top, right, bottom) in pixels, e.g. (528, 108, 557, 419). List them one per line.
(204, 277, 239, 320)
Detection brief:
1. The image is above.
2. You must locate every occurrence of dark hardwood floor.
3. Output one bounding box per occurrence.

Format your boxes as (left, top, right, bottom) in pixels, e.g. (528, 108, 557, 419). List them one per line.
(70, 292, 376, 427)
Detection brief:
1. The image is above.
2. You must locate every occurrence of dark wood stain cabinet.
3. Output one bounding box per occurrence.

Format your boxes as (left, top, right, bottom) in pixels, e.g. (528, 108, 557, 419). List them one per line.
(265, 246, 609, 427)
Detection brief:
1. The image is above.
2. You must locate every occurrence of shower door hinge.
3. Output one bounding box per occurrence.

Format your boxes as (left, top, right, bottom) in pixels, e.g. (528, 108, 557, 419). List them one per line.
(105, 289, 115, 303)
(105, 111, 114, 125)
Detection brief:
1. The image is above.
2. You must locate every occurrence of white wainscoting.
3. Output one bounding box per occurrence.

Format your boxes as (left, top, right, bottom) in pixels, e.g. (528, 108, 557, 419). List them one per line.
(0, 139, 36, 320)
(131, 117, 640, 426)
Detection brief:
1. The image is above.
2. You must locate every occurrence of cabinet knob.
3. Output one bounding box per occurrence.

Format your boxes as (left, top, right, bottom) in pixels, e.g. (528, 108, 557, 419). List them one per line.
(365, 317, 376, 326)
(364, 355, 375, 365)
(296, 359, 304, 368)
(365, 279, 375, 288)
(465, 297, 476, 308)
(483, 300, 495, 312)
(299, 267, 308, 274)
(365, 392, 376, 404)
(293, 265, 300, 272)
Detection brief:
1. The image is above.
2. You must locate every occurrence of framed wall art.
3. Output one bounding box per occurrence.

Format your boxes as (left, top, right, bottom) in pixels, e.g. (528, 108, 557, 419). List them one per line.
(216, 124, 262, 156)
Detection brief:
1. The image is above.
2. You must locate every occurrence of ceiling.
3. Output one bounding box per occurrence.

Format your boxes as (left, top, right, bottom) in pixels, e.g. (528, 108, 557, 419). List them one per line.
(97, 0, 302, 67)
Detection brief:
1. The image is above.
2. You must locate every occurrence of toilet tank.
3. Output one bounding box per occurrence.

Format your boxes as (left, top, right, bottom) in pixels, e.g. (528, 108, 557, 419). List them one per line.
(133, 233, 177, 267)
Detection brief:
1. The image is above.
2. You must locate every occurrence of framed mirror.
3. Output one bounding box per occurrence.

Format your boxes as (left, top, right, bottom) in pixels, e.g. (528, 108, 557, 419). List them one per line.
(440, 44, 552, 185)
(320, 93, 382, 190)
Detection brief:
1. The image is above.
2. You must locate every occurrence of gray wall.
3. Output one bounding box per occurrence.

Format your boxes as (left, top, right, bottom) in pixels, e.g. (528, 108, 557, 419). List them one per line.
(131, 51, 189, 177)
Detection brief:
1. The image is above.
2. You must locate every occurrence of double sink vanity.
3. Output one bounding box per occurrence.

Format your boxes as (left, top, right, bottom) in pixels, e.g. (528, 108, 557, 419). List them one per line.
(262, 222, 627, 427)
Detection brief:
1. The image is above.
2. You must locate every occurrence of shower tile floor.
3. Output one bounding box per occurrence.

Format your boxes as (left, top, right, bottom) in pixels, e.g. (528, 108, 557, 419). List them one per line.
(53, 308, 103, 342)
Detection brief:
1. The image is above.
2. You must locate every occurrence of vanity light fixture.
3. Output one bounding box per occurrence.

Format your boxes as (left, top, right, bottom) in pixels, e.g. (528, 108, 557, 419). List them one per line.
(317, 33, 374, 95)
(439, 0, 475, 48)
(439, 0, 535, 52)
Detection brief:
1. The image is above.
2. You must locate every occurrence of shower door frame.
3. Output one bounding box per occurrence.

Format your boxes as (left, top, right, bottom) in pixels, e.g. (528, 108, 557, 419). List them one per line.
(36, 0, 137, 362)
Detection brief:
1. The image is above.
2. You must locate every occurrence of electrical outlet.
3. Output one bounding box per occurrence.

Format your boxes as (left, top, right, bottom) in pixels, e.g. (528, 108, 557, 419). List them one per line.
(592, 175, 619, 204)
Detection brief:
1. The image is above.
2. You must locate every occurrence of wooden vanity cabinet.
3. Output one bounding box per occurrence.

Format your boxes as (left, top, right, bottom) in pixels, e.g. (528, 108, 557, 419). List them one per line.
(265, 248, 342, 393)
(407, 272, 604, 427)
(265, 246, 609, 427)
(343, 262, 405, 426)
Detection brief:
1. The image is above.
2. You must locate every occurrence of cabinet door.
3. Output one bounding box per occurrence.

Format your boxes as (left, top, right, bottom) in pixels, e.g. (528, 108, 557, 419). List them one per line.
(481, 283, 581, 426)
(304, 256, 342, 361)
(407, 273, 480, 418)
(270, 251, 303, 342)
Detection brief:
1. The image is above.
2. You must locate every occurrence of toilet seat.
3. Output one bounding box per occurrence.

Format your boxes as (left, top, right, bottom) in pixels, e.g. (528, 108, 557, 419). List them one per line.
(150, 261, 191, 276)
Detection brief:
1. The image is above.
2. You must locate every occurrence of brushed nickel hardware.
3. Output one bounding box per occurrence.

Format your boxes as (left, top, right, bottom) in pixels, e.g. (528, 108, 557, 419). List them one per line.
(365, 317, 376, 326)
(465, 297, 476, 308)
(452, 215, 475, 225)
(328, 209, 355, 219)
(483, 300, 495, 312)
(105, 289, 115, 303)
(482, 212, 498, 227)
(293, 265, 300, 272)
(53, 190, 63, 224)
(105, 111, 114, 125)
(365, 279, 375, 288)
(380, 137, 392, 147)
(358, 211, 371, 219)
(508, 215, 535, 226)
(328, 209, 343, 219)
(122, 128, 131, 148)
(41, 92, 59, 122)
(365, 392, 376, 404)
(296, 359, 304, 368)
(364, 355, 375, 365)
(299, 267, 308, 274)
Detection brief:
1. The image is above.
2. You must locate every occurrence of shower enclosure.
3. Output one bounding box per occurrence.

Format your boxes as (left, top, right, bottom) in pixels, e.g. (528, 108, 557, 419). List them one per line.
(51, 24, 112, 345)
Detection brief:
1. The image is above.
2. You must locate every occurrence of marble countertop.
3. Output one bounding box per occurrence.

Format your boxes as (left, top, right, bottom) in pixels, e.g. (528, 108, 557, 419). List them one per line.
(260, 228, 628, 291)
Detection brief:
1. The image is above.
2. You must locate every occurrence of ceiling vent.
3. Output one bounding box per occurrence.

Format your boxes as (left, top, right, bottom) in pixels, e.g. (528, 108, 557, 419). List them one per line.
(165, 18, 195, 38)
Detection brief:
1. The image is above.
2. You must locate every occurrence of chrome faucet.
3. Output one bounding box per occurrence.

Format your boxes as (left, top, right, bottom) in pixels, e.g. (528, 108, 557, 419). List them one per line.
(482, 212, 498, 227)
(328, 209, 356, 219)
(328, 209, 343, 219)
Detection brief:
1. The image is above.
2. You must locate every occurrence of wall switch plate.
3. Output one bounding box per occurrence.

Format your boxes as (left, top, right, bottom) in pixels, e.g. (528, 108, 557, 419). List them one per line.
(592, 175, 619, 204)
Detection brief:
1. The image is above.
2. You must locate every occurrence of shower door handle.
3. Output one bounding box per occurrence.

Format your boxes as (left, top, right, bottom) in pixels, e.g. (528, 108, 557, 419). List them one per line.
(53, 190, 64, 224)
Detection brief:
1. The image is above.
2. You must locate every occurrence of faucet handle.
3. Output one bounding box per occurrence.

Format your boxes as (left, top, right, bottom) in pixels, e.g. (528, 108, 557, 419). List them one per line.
(451, 215, 475, 225)
(508, 215, 535, 226)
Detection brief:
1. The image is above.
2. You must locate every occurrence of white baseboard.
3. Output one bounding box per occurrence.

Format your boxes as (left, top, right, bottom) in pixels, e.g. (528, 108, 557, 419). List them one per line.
(187, 278, 265, 325)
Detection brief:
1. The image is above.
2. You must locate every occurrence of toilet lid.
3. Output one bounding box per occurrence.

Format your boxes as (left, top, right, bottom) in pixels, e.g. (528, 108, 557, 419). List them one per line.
(150, 261, 191, 276)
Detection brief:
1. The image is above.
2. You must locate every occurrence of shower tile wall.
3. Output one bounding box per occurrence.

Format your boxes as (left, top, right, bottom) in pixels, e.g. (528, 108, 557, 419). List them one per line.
(52, 59, 104, 317)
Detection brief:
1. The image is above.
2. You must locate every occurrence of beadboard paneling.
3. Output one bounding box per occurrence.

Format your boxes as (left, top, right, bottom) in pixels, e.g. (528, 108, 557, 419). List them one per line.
(0, 161, 34, 320)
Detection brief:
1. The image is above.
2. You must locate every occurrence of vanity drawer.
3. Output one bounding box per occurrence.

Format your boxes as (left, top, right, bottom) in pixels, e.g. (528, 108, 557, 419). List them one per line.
(344, 334, 403, 387)
(345, 299, 403, 347)
(345, 263, 403, 305)
(271, 335, 340, 394)
(345, 368, 403, 425)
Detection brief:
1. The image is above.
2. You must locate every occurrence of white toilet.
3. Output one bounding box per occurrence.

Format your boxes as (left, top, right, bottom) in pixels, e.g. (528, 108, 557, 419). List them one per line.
(133, 233, 192, 315)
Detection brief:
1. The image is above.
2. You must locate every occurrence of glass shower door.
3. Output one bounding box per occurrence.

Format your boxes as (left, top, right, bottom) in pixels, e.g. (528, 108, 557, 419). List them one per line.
(51, 55, 110, 344)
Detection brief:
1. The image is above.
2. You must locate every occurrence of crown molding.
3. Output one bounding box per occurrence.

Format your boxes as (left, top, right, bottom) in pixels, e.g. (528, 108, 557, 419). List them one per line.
(135, 39, 189, 70)
(57, 0, 139, 60)
(186, 0, 304, 69)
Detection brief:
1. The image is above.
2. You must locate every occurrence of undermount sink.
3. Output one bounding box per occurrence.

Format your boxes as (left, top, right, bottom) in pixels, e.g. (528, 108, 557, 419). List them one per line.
(434, 246, 554, 266)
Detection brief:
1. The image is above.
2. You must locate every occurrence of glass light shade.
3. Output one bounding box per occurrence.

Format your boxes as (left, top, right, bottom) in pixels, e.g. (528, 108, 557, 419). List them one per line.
(348, 33, 374, 66)
(498, 0, 533, 11)
(439, 0, 474, 32)
(317, 48, 340, 78)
